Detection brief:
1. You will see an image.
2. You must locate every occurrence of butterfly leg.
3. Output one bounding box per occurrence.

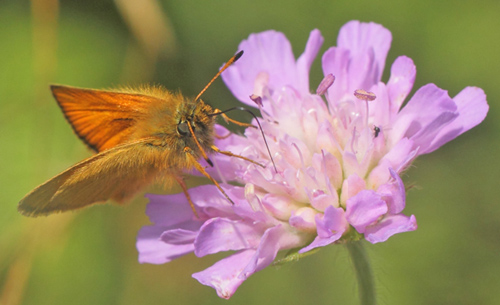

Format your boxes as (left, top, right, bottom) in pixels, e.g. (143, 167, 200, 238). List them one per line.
(215, 131, 231, 140)
(210, 145, 265, 168)
(212, 108, 277, 173)
(212, 109, 257, 129)
(173, 175, 199, 218)
(184, 148, 235, 205)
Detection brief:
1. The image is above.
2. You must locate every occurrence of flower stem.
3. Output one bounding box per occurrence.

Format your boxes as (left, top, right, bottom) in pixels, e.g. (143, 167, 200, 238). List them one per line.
(346, 241, 375, 305)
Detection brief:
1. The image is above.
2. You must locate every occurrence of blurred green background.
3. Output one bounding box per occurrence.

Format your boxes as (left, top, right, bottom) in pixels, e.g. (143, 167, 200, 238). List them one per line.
(1, 0, 499, 304)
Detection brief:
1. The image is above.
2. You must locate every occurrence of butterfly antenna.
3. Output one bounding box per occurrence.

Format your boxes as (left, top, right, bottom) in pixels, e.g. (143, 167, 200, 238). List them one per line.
(194, 51, 243, 102)
(190, 51, 243, 167)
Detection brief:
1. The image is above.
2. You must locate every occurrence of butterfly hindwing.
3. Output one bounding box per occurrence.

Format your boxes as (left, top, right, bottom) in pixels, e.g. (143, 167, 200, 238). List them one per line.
(18, 138, 170, 216)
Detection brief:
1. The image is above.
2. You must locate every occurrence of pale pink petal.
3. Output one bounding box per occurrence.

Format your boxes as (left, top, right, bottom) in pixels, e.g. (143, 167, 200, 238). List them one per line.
(376, 168, 406, 214)
(296, 29, 324, 93)
(261, 194, 299, 220)
(207, 125, 255, 181)
(368, 143, 419, 189)
(422, 86, 488, 153)
(316, 206, 347, 238)
(311, 151, 343, 192)
(299, 206, 347, 253)
(345, 190, 387, 233)
(160, 229, 197, 245)
(299, 235, 339, 253)
(235, 186, 277, 223)
(390, 84, 458, 152)
(322, 46, 351, 104)
(194, 218, 266, 257)
(144, 193, 195, 226)
(340, 174, 366, 204)
(315, 121, 340, 159)
(239, 225, 290, 278)
(193, 225, 312, 299)
(379, 137, 416, 171)
(387, 56, 416, 113)
(369, 82, 391, 127)
(137, 226, 194, 264)
(137, 194, 203, 264)
(452, 86, 488, 132)
(289, 207, 317, 232)
(193, 185, 244, 213)
(342, 150, 362, 178)
(337, 20, 392, 89)
(192, 249, 256, 299)
(310, 192, 339, 211)
(222, 30, 299, 106)
(364, 214, 417, 243)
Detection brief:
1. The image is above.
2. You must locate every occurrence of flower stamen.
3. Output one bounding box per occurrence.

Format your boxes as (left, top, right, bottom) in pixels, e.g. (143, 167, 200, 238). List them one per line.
(350, 126, 358, 154)
(316, 74, 335, 95)
(354, 89, 376, 101)
(250, 94, 263, 107)
(354, 89, 377, 135)
(292, 142, 305, 168)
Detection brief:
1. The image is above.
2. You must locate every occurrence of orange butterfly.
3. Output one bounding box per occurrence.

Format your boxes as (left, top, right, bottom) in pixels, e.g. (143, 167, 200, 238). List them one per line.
(19, 51, 263, 217)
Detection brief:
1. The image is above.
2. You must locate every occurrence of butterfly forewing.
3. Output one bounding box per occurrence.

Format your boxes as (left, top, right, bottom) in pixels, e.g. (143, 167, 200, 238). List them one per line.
(51, 85, 158, 152)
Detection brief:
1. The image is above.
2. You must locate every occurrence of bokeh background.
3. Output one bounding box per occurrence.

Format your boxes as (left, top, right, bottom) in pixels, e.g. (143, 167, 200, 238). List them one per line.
(1, 0, 499, 304)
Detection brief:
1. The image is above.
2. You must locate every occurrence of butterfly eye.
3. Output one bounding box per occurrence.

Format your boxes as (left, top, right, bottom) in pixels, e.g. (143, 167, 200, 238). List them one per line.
(177, 121, 190, 136)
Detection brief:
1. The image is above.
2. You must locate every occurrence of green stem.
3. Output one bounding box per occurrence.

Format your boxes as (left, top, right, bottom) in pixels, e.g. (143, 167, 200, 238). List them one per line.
(346, 241, 376, 305)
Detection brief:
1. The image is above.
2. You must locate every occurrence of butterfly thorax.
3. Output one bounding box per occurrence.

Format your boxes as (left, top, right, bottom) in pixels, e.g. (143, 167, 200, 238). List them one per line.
(175, 98, 216, 157)
(133, 92, 216, 165)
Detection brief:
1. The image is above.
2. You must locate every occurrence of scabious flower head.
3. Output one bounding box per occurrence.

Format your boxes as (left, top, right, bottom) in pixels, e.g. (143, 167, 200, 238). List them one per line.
(137, 21, 488, 299)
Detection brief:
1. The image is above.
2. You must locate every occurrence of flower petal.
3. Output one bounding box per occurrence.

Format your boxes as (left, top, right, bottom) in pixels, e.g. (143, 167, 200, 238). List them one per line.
(368, 137, 418, 188)
(340, 174, 366, 205)
(364, 214, 417, 243)
(207, 125, 257, 181)
(137, 226, 194, 264)
(192, 249, 256, 299)
(309, 192, 339, 211)
(337, 20, 392, 89)
(261, 193, 300, 221)
(390, 83, 459, 153)
(299, 206, 347, 253)
(423, 86, 488, 153)
(194, 225, 299, 299)
(194, 218, 266, 257)
(160, 229, 197, 245)
(312, 151, 343, 192)
(377, 168, 406, 214)
(322, 46, 351, 104)
(345, 190, 387, 233)
(222, 30, 299, 107)
(296, 29, 324, 93)
(144, 193, 195, 226)
(289, 207, 317, 232)
(387, 56, 416, 113)
(239, 225, 289, 278)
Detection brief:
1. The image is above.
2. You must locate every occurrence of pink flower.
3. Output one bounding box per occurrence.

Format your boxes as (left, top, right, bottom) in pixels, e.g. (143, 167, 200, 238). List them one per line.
(136, 21, 488, 298)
